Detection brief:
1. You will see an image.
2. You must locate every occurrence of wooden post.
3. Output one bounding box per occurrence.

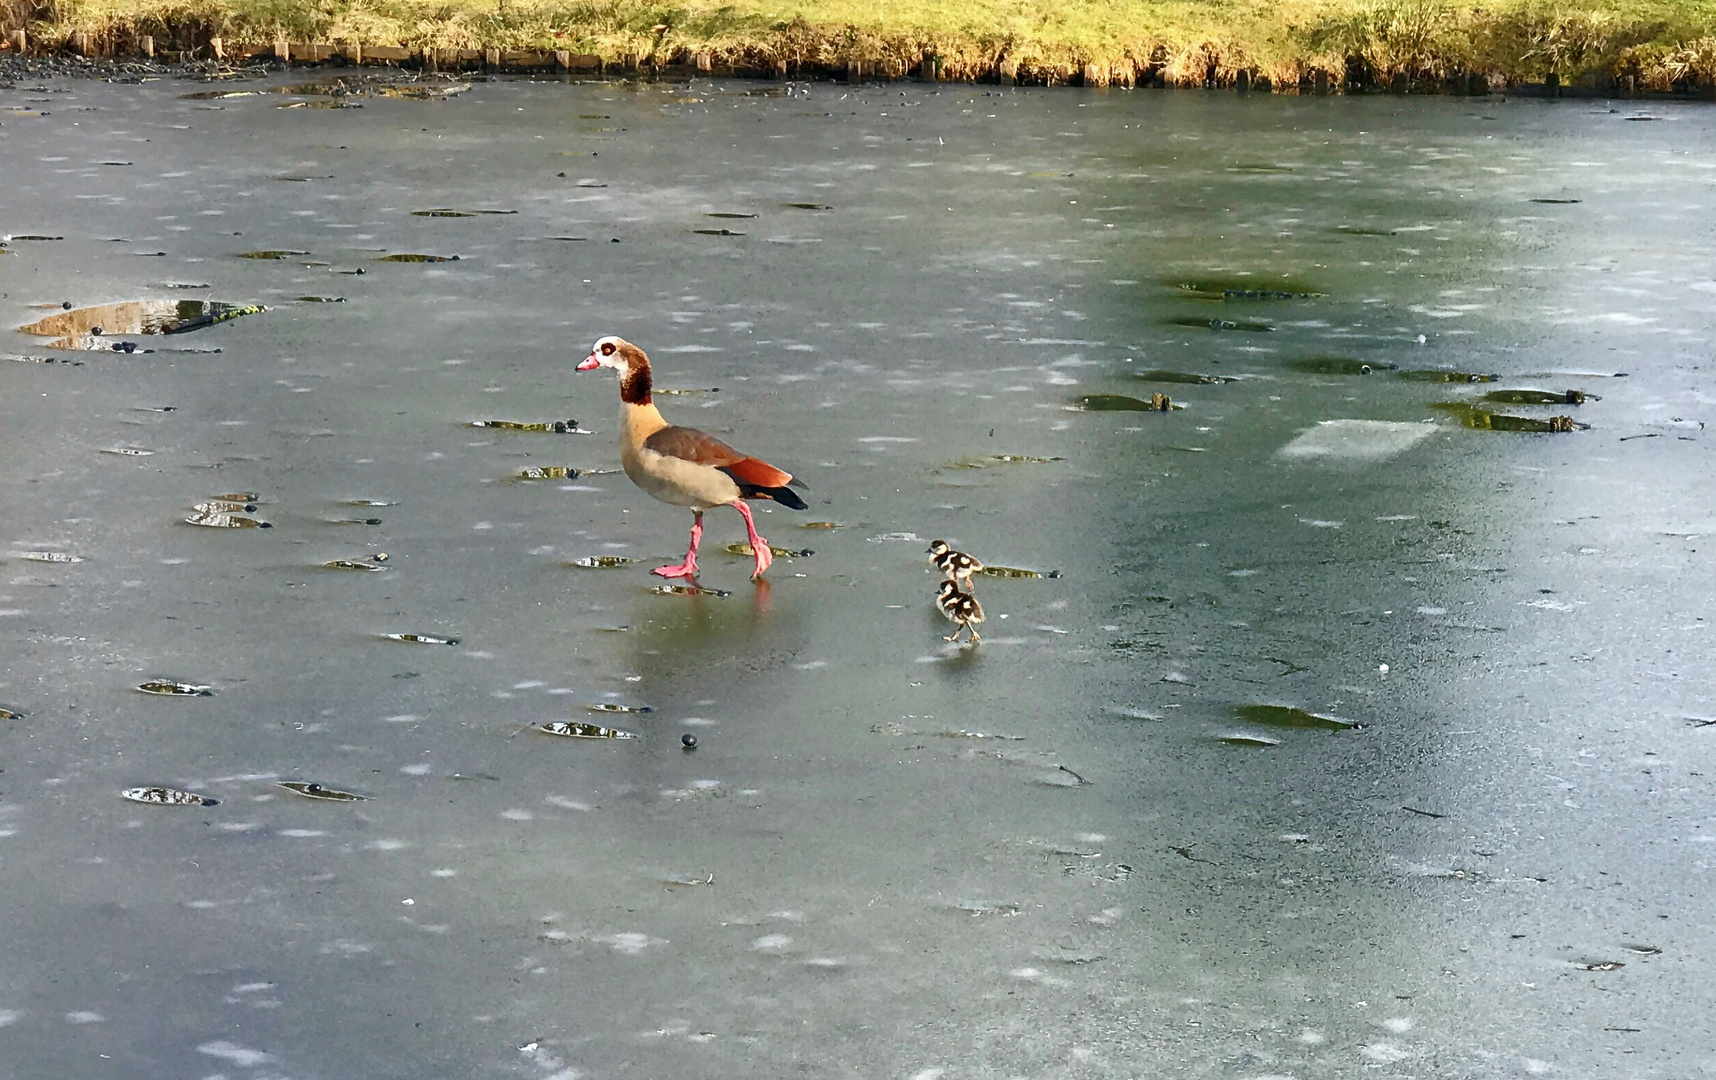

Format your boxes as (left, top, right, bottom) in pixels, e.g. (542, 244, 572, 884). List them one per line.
(1235, 69, 1250, 93)
(422, 45, 436, 71)
(694, 51, 711, 73)
(1621, 73, 1635, 98)
(845, 59, 861, 83)
(1082, 62, 1102, 87)
(921, 54, 937, 81)
(1544, 72, 1559, 96)
(140, 34, 154, 59)
(9, 29, 25, 54)
(997, 57, 1016, 85)
(773, 58, 787, 79)
(485, 47, 500, 69)
(554, 49, 570, 71)
(209, 36, 224, 61)
(72, 30, 89, 55)
(1313, 69, 1329, 95)
(273, 39, 288, 63)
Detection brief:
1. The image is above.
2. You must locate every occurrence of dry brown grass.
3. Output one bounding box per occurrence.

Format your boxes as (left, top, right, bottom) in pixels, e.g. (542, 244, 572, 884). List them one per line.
(11, 0, 1716, 89)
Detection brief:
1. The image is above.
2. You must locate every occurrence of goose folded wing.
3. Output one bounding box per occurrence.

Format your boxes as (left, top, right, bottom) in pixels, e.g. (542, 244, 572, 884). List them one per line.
(644, 425, 794, 488)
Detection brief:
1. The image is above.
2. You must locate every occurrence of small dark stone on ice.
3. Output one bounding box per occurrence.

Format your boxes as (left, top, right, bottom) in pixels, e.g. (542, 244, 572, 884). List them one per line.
(62, 301, 73, 310)
(682, 733, 698, 750)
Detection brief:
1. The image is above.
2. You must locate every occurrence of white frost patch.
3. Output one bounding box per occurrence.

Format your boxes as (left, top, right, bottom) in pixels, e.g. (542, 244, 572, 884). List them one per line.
(909, 1070, 947, 1080)
(544, 796, 592, 811)
(1360, 1042, 1412, 1063)
(1296, 1028, 1325, 1045)
(501, 808, 535, 821)
(367, 839, 411, 851)
(1381, 1016, 1414, 1033)
(657, 344, 721, 353)
(1280, 419, 1436, 461)
(1298, 518, 1343, 528)
(277, 829, 326, 838)
(198, 1041, 274, 1067)
(1087, 907, 1124, 926)
(0, 1010, 22, 1027)
(594, 931, 662, 955)
(752, 934, 792, 953)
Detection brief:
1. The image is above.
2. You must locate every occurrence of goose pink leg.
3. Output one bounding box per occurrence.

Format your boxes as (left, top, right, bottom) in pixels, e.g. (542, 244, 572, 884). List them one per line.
(653, 511, 703, 578)
(732, 500, 773, 579)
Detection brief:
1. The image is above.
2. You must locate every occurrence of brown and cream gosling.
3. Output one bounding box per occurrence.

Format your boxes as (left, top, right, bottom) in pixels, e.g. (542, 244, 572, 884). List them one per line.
(927, 539, 983, 589)
(935, 579, 984, 644)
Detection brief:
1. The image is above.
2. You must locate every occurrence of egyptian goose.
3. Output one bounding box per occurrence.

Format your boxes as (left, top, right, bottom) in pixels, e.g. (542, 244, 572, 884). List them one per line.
(577, 335, 806, 580)
(927, 540, 983, 589)
(935, 580, 984, 644)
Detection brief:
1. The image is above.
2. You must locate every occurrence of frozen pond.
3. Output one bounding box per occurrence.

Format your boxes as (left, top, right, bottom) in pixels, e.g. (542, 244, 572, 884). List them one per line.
(3, 73, 1715, 1078)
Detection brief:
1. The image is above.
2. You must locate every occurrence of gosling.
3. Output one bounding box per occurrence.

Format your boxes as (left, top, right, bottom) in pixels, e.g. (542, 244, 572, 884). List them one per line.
(927, 539, 983, 589)
(935, 579, 985, 644)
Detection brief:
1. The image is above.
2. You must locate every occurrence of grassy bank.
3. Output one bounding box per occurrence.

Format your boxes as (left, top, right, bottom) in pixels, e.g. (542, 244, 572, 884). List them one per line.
(6, 0, 1716, 91)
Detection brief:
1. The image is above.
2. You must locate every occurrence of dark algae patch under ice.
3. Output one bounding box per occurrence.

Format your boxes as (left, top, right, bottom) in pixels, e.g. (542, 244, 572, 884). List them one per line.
(1170, 276, 1325, 301)
(136, 680, 213, 696)
(1481, 389, 1594, 405)
(1168, 316, 1274, 333)
(1286, 356, 1395, 375)
(122, 786, 218, 807)
(471, 419, 589, 433)
(1076, 393, 1181, 412)
(535, 721, 639, 740)
(1398, 368, 1499, 383)
(18, 300, 266, 349)
(1132, 370, 1234, 385)
(1234, 704, 1359, 730)
(1431, 402, 1584, 432)
(278, 781, 368, 801)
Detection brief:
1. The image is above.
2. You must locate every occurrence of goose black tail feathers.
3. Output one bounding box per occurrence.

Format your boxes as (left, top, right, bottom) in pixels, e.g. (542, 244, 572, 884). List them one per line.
(736, 483, 808, 510)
